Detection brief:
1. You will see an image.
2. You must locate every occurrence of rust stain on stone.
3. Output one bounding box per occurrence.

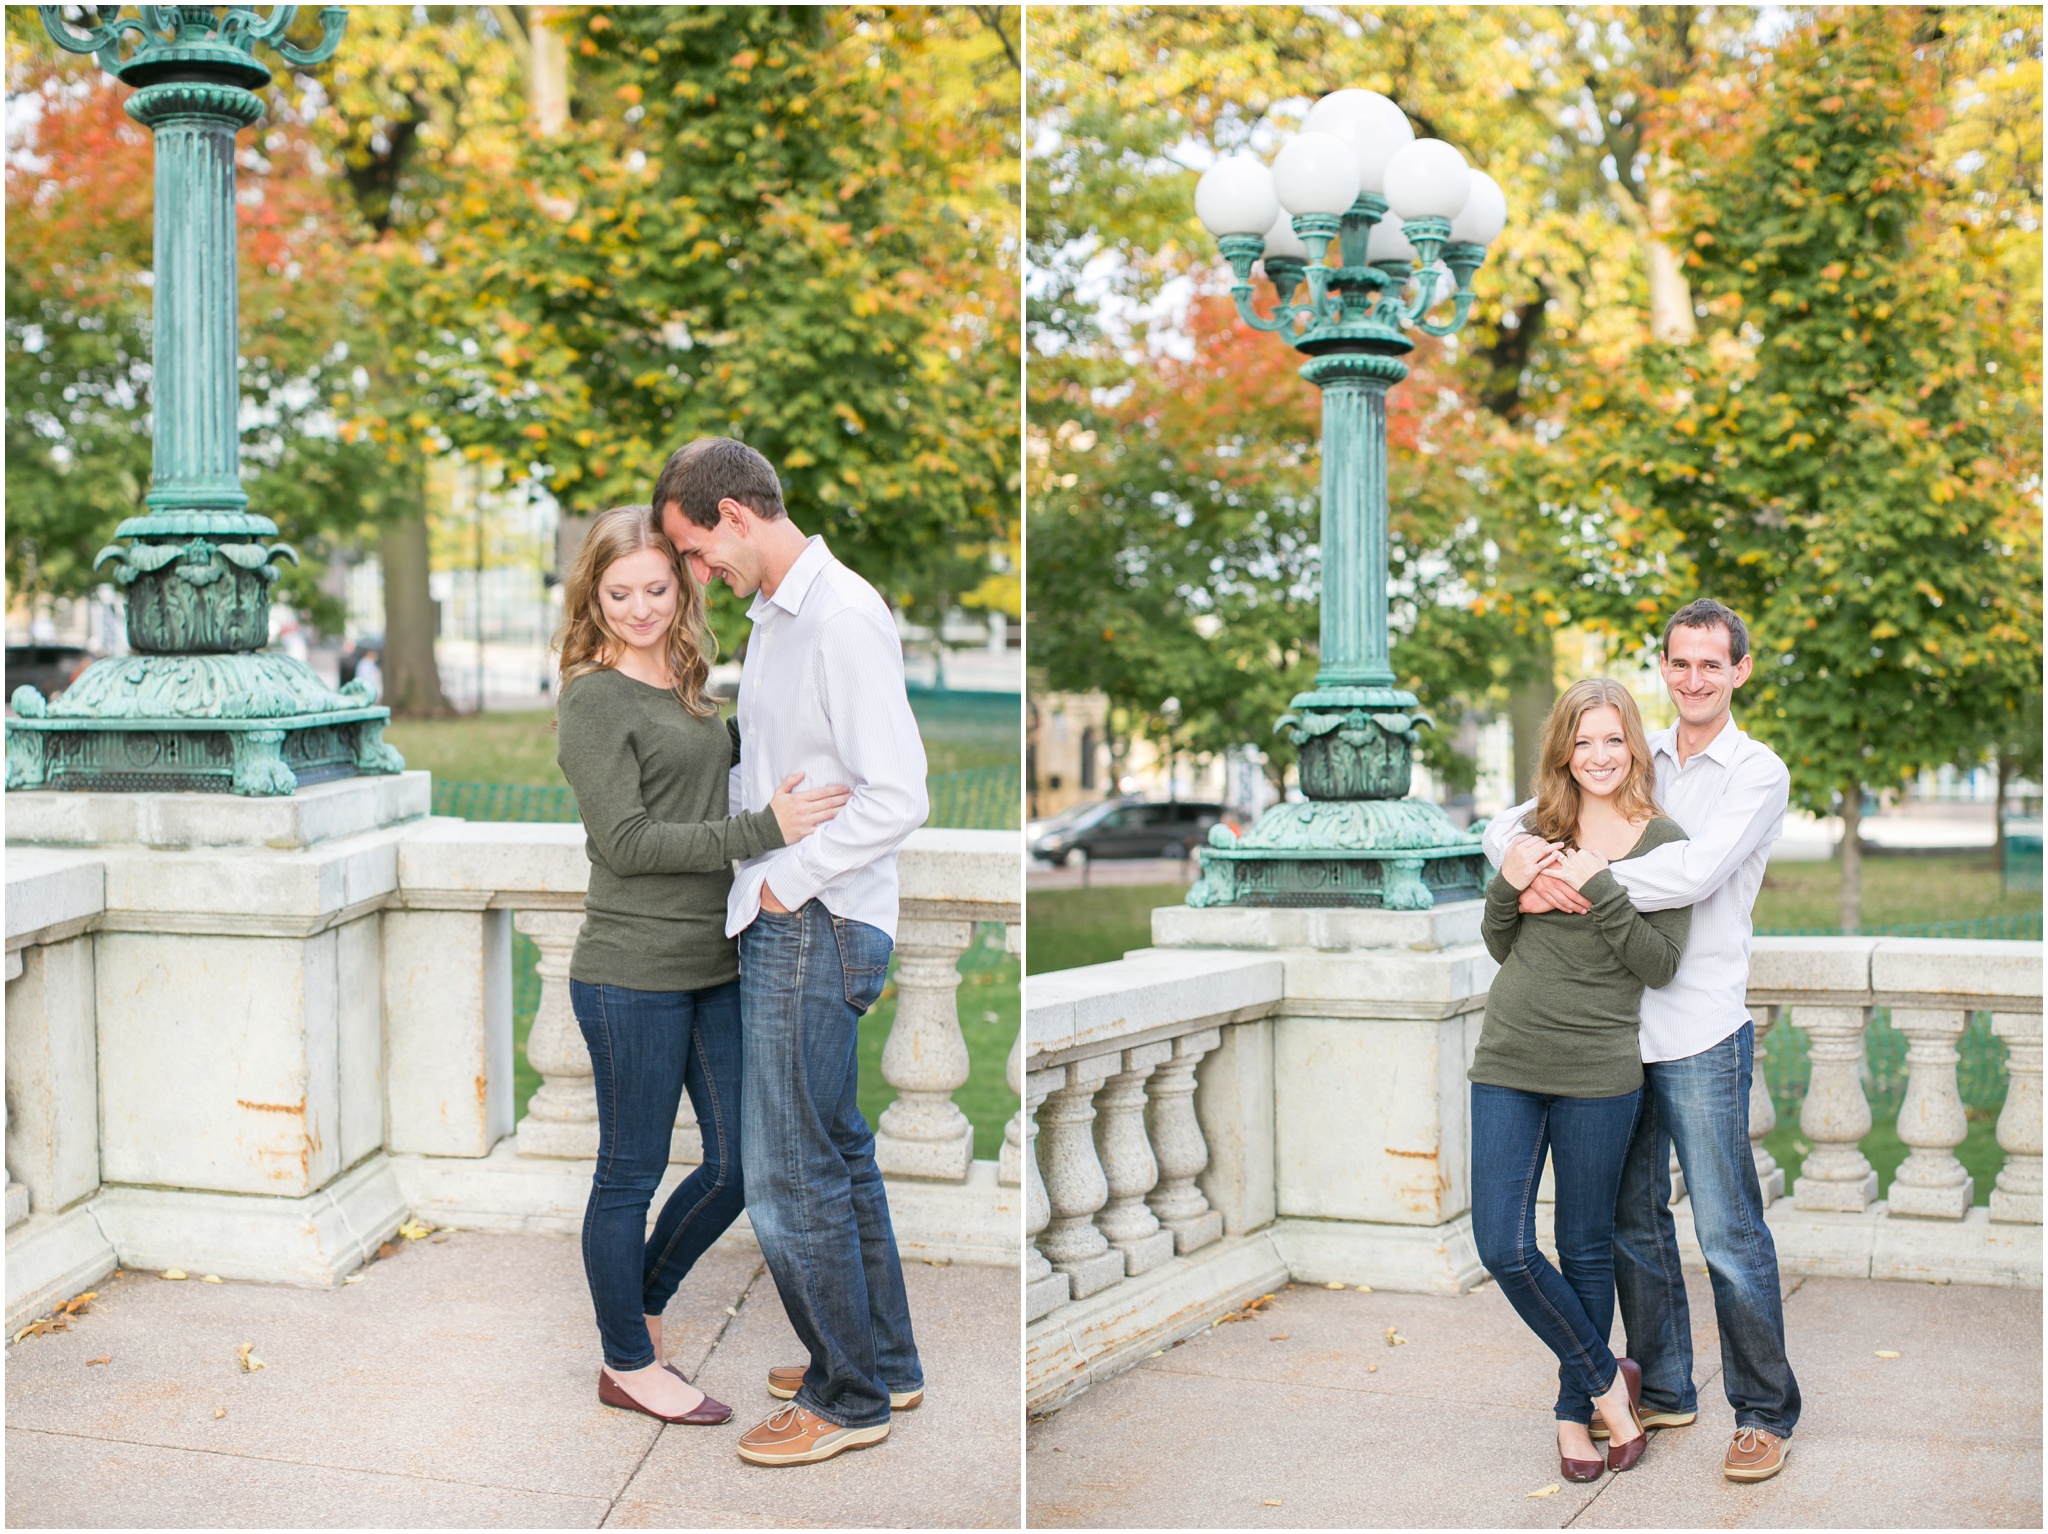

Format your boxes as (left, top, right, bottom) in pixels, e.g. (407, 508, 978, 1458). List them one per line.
(237, 1099, 306, 1116)
(1384, 1147, 1438, 1159)
(475, 1073, 488, 1105)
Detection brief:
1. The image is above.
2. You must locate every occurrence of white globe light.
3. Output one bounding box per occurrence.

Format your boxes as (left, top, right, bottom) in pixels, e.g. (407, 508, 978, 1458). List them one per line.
(1262, 210, 1309, 261)
(1449, 167, 1508, 245)
(1383, 138, 1473, 221)
(1195, 155, 1280, 238)
(1302, 88, 1414, 194)
(1271, 131, 1361, 217)
(1366, 210, 1416, 264)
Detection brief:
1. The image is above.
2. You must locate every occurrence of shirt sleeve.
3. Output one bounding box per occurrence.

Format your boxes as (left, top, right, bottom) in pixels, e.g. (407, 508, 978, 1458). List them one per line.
(1481, 872, 1524, 963)
(1607, 752, 1789, 912)
(1581, 868, 1692, 988)
(1481, 799, 1535, 870)
(766, 607, 930, 911)
(557, 686, 785, 876)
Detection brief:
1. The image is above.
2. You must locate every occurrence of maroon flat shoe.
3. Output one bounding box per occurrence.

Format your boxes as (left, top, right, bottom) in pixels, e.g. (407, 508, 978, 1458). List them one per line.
(598, 1368, 733, 1425)
(1560, 1450, 1606, 1483)
(1602, 1375, 1647, 1473)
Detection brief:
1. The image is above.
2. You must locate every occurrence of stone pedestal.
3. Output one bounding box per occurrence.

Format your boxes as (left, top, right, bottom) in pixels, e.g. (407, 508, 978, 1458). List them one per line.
(1153, 900, 1494, 1294)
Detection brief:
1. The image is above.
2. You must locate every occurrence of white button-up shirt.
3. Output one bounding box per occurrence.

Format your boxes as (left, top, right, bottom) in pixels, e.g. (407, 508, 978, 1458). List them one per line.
(1481, 715, 1790, 1063)
(727, 536, 929, 940)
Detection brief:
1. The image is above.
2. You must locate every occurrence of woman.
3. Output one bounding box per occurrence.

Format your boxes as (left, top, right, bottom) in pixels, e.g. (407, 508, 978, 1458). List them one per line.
(1470, 677, 1692, 1482)
(554, 505, 849, 1426)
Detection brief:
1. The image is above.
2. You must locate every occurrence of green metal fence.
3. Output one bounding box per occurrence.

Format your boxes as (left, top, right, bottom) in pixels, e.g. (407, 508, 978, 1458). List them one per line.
(435, 761, 1020, 831)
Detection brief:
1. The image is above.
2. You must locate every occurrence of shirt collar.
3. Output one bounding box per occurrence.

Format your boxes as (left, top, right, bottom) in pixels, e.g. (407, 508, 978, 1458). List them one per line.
(1653, 713, 1743, 766)
(747, 535, 832, 621)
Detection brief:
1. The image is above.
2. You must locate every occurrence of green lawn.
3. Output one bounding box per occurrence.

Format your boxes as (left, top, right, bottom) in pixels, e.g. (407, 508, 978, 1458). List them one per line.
(513, 922, 1018, 1163)
(387, 690, 1017, 786)
(1026, 883, 1183, 974)
(1761, 1110, 2004, 1208)
(1752, 851, 2039, 931)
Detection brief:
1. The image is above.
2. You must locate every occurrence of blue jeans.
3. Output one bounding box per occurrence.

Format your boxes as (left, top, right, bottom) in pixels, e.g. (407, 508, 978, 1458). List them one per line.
(1471, 1082, 1644, 1423)
(570, 978, 747, 1372)
(739, 901, 922, 1430)
(1614, 1021, 1801, 1437)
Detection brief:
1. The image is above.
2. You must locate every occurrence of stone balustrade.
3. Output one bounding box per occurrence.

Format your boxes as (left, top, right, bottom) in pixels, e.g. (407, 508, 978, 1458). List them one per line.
(4, 777, 1020, 1330)
(1025, 919, 2042, 1413)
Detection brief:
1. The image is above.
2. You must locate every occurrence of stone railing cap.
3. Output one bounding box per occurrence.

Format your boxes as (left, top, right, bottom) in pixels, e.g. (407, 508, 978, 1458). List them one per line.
(5, 848, 107, 945)
(1027, 948, 1284, 1060)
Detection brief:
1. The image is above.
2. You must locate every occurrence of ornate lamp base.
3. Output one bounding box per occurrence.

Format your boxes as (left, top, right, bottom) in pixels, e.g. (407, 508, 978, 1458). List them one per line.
(1186, 797, 1487, 911)
(7, 653, 403, 797)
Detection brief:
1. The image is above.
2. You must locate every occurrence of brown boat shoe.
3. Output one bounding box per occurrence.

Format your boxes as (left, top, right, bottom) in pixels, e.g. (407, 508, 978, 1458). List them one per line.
(767, 1364, 924, 1410)
(1723, 1425, 1788, 1482)
(736, 1401, 889, 1466)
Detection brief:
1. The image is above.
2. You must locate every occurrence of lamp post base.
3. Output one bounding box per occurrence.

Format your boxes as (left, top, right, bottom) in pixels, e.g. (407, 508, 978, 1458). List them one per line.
(1186, 797, 1486, 910)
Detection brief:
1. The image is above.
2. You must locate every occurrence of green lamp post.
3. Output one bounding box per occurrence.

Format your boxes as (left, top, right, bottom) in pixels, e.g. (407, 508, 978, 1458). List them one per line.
(6, 5, 403, 796)
(1184, 89, 1509, 910)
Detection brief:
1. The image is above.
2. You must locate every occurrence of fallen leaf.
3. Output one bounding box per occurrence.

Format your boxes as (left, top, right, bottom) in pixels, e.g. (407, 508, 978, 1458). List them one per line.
(1325, 1280, 1345, 1290)
(923, 1256, 952, 1267)
(724, 1306, 739, 1317)
(342, 1274, 364, 1285)
(397, 1219, 433, 1241)
(1385, 1326, 1408, 1347)
(1793, 1139, 1811, 1154)
(86, 1355, 111, 1367)
(161, 1269, 187, 1281)
(1875, 1350, 1900, 1359)
(59, 1292, 97, 1314)
(1269, 1334, 1289, 1341)
(1262, 1500, 1283, 1507)
(13, 1317, 70, 1341)
(1366, 1363, 1378, 1373)
(1357, 1285, 1372, 1292)
(235, 1342, 266, 1373)
(376, 1243, 398, 1260)
(213, 1407, 227, 1419)
(1147, 1349, 1164, 1358)
(200, 1275, 222, 1284)
(1526, 1483, 1561, 1499)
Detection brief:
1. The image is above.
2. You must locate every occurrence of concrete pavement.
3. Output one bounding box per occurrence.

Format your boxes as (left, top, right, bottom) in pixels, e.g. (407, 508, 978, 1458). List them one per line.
(1025, 1271, 2039, 1528)
(7, 1230, 1020, 1528)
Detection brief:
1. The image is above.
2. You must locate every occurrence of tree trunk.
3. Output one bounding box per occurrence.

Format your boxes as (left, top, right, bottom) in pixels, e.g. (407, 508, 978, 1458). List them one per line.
(1645, 183, 1698, 345)
(380, 511, 453, 718)
(529, 5, 569, 135)
(1838, 786, 1863, 936)
(1995, 753, 2010, 874)
(1508, 671, 1558, 804)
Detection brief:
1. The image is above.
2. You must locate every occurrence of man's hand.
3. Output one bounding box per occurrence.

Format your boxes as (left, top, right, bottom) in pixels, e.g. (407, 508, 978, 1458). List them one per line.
(760, 883, 791, 914)
(1519, 873, 1593, 915)
(1553, 846, 1610, 891)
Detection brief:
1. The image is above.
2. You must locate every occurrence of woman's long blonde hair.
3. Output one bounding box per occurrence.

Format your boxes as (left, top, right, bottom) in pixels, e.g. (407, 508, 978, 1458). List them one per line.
(1527, 678, 1661, 845)
(554, 505, 717, 717)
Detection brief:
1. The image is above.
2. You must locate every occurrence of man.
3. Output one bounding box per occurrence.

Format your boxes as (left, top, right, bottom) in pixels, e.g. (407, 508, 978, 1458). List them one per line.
(654, 437, 930, 1466)
(1482, 599, 1801, 1484)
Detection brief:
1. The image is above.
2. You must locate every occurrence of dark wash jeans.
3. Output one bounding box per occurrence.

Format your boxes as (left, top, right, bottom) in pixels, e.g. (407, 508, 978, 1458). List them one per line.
(739, 901, 922, 1430)
(569, 978, 747, 1372)
(1471, 1082, 1644, 1423)
(1615, 1021, 1801, 1437)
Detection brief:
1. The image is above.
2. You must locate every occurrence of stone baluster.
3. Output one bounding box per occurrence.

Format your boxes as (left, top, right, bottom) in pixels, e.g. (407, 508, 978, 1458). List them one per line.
(1036, 1054, 1126, 1299)
(1989, 1011, 2042, 1224)
(1888, 1007, 1973, 1218)
(1023, 1068, 1070, 1321)
(999, 1029, 1025, 1186)
(514, 911, 599, 1158)
(875, 917, 975, 1180)
(1093, 1042, 1176, 1275)
(2, 952, 24, 1229)
(1793, 1006, 1879, 1211)
(1145, 1027, 1225, 1255)
(1750, 1008, 1785, 1206)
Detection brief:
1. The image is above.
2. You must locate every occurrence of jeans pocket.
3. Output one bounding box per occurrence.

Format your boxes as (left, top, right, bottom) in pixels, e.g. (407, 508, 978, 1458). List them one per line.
(832, 917, 893, 1014)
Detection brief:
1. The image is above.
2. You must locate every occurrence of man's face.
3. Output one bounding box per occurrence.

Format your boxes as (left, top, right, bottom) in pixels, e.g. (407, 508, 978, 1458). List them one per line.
(1660, 622, 1752, 728)
(661, 499, 762, 599)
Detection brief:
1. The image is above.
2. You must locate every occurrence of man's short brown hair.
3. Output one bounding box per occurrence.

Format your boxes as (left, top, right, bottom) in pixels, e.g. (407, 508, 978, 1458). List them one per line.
(651, 437, 787, 529)
(1662, 598, 1750, 665)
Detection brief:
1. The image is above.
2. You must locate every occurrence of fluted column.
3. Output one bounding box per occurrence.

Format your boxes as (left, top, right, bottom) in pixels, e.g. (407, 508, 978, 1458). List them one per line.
(999, 1028, 1025, 1186)
(1888, 1007, 1973, 1218)
(1750, 1008, 1785, 1206)
(1145, 1027, 1225, 1254)
(1990, 1011, 2042, 1224)
(875, 917, 975, 1180)
(1093, 1042, 1175, 1275)
(1036, 1054, 1125, 1299)
(514, 911, 598, 1158)
(1793, 1006, 1879, 1211)
(2, 956, 24, 1228)
(1023, 1068, 1070, 1321)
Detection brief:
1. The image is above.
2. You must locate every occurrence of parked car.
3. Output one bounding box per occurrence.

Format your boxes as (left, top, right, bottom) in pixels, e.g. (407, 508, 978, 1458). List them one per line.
(5, 645, 92, 704)
(1031, 799, 1229, 864)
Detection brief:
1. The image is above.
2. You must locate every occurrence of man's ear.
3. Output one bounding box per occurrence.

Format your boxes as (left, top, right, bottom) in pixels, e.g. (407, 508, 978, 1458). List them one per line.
(1730, 653, 1754, 689)
(718, 497, 752, 535)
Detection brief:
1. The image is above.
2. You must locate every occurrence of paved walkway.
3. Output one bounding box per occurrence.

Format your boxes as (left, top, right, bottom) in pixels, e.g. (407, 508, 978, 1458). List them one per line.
(7, 1231, 1020, 1528)
(1027, 1272, 2040, 1528)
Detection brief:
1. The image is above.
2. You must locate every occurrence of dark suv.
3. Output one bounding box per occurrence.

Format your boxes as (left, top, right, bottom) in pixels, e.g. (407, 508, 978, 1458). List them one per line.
(1031, 799, 1228, 864)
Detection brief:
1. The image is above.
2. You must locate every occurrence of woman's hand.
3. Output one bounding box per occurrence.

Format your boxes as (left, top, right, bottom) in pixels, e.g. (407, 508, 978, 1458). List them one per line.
(770, 773, 853, 843)
(1501, 834, 1565, 891)
(1553, 845, 1610, 891)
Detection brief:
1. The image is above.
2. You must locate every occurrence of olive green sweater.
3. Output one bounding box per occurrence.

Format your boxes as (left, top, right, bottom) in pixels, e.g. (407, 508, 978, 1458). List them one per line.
(1469, 816, 1692, 1099)
(555, 668, 785, 993)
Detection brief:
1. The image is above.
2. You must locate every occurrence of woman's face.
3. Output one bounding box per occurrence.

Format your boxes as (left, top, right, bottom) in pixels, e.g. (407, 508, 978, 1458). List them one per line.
(1569, 704, 1632, 800)
(596, 545, 680, 657)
